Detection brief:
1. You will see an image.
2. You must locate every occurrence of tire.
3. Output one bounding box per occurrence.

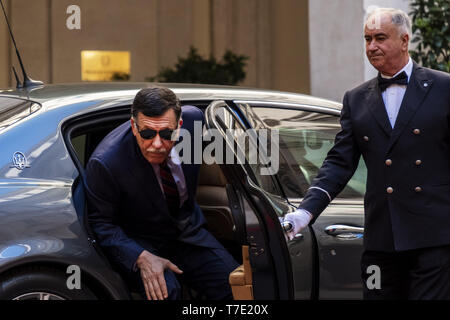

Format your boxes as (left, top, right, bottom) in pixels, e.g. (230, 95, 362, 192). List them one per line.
(0, 266, 97, 300)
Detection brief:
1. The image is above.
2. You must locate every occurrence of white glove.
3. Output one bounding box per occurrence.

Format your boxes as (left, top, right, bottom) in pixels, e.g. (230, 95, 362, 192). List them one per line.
(283, 209, 313, 241)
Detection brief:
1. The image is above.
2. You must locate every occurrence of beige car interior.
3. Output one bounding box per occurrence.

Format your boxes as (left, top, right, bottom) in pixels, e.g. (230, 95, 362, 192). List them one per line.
(196, 163, 254, 300)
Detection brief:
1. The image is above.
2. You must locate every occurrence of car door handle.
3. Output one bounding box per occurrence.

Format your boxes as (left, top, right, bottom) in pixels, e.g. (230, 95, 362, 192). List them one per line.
(325, 225, 364, 239)
(282, 221, 293, 232)
(281, 221, 304, 241)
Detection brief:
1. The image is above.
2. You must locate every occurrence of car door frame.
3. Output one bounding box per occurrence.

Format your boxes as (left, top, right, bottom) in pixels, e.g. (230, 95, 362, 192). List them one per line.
(204, 99, 298, 299)
(234, 100, 365, 299)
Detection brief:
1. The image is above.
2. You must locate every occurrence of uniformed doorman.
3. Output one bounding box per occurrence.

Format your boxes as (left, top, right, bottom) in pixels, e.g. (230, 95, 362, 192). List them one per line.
(284, 8, 450, 299)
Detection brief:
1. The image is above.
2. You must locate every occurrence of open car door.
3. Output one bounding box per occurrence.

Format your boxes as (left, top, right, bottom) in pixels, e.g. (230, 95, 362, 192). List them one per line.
(204, 100, 315, 300)
(232, 101, 365, 299)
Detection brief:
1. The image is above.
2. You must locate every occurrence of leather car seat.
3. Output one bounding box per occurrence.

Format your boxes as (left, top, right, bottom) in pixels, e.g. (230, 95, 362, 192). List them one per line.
(196, 163, 235, 242)
(229, 245, 253, 300)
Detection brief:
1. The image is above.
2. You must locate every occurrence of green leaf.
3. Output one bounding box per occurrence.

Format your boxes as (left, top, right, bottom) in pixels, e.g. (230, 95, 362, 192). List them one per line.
(410, 0, 449, 73)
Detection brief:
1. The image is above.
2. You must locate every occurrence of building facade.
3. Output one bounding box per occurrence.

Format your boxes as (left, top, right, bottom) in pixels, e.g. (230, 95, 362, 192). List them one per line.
(1, 0, 411, 102)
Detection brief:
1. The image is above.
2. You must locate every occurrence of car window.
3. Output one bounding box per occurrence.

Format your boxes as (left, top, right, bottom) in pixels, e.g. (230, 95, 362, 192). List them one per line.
(0, 97, 41, 132)
(71, 134, 87, 167)
(212, 104, 284, 198)
(67, 115, 130, 168)
(242, 105, 367, 199)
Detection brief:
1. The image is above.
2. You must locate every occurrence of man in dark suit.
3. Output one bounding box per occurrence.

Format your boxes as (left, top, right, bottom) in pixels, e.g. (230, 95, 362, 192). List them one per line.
(284, 8, 450, 299)
(85, 86, 238, 300)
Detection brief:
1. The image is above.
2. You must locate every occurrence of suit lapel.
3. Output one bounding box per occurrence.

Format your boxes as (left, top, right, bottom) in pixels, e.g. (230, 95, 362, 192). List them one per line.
(127, 137, 168, 213)
(129, 141, 195, 217)
(366, 79, 392, 137)
(386, 63, 433, 153)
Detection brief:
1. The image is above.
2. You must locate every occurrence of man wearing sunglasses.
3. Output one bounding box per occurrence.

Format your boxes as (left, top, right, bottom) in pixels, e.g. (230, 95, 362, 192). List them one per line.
(85, 86, 238, 300)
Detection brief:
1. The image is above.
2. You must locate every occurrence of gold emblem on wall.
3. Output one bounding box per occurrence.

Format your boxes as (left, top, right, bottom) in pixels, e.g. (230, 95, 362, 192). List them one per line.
(81, 51, 130, 81)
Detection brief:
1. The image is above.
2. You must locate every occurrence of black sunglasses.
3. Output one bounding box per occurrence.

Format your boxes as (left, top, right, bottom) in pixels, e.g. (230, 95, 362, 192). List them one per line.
(135, 123, 177, 141)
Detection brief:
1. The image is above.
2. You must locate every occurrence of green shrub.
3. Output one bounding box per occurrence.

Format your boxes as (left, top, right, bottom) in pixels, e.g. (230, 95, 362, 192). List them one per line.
(111, 72, 130, 81)
(147, 47, 249, 85)
(410, 0, 450, 72)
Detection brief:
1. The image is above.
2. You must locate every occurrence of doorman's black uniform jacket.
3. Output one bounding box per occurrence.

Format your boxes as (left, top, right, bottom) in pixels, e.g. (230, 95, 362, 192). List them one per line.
(300, 62, 450, 252)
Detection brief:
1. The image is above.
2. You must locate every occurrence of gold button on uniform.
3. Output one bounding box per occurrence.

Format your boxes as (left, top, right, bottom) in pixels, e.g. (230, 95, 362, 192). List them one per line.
(415, 187, 422, 193)
(413, 129, 421, 135)
(385, 159, 392, 166)
(387, 187, 394, 194)
(415, 160, 422, 165)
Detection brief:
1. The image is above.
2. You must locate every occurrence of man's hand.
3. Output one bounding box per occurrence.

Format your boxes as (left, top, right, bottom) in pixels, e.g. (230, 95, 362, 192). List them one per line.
(136, 250, 183, 300)
(283, 209, 313, 241)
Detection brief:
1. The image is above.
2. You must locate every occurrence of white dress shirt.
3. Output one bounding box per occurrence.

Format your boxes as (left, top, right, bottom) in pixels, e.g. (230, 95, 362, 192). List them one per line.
(151, 148, 188, 208)
(381, 57, 413, 128)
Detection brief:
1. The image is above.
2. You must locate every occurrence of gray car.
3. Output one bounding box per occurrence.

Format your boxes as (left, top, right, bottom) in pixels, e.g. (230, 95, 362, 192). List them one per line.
(0, 83, 365, 300)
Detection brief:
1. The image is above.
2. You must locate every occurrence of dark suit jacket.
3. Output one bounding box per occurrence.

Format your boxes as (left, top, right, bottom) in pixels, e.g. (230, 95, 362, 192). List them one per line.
(300, 62, 450, 252)
(85, 106, 222, 272)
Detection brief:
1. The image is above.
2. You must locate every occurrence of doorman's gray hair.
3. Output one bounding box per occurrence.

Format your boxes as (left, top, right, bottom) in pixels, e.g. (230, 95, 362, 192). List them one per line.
(365, 7, 412, 40)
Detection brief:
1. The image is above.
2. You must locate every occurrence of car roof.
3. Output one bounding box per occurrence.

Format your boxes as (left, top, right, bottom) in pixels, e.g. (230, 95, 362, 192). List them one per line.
(0, 82, 342, 111)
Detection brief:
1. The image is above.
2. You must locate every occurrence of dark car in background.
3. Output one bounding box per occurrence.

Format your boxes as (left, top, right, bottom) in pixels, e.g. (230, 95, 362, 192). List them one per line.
(0, 83, 366, 300)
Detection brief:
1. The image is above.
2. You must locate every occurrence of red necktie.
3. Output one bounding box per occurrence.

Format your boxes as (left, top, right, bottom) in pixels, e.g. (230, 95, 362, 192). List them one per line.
(159, 161, 180, 216)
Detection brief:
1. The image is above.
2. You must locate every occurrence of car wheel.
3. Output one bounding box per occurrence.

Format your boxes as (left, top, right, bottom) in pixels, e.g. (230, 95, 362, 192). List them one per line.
(0, 266, 97, 300)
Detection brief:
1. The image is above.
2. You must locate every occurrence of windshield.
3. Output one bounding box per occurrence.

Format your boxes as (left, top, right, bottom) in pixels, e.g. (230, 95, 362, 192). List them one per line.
(0, 97, 41, 132)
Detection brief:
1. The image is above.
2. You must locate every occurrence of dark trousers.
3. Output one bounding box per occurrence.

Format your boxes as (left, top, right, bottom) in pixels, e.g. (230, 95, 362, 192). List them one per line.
(126, 240, 239, 300)
(361, 245, 450, 300)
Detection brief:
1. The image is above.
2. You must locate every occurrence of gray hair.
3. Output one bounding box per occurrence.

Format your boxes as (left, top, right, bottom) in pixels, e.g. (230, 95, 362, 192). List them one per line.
(365, 7, 412, 40)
